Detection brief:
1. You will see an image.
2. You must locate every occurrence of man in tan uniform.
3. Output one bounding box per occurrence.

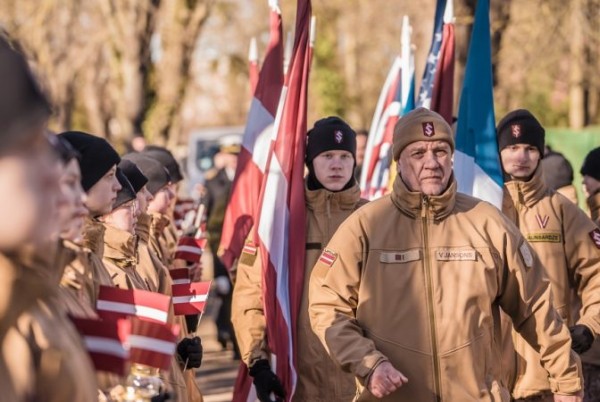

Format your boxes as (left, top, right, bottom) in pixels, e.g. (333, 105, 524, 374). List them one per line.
(0, 36, 98, 401)
(497, 109, 600, 402)
(232, 117, 366, 401)
(581, 147, 600, 226)
(309, 107, 583, 402)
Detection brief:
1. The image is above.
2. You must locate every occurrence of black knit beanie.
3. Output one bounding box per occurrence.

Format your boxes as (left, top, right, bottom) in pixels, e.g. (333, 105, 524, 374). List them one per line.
(59, 131, 121, 192)
(118, 159, 148, 194)
(113, 168, 136, 210)
(496, 109, 545, 157)
(143, 146, 183, 183)
(122, 153, 170, 195)
(305, 116, 357, 164)
(541, 148, 574, 190)
(581, 147, 600, 182)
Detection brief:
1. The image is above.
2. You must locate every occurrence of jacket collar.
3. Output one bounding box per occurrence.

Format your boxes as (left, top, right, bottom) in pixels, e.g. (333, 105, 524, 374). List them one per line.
(82, 216, 106, 257)
(390, 174, 457, 220)
(151, 212, 170, 234)
(102, 224, 138, 268)
(588, 191, 600, 224)
(136, 212, 152, 243)
(503, 166, 547, 208)
(305, 180, 361, 213)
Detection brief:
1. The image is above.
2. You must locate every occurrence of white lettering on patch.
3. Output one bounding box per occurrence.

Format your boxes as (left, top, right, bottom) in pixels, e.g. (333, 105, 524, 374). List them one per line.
(435, 248, 477, 261)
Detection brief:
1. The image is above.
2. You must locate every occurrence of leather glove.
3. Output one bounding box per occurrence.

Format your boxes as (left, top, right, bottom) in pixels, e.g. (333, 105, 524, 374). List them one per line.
(249, 359, 286, 402)
(570, 325, 594, 354)
(177, 336, 203, 369)
(150, 392, 171, 402)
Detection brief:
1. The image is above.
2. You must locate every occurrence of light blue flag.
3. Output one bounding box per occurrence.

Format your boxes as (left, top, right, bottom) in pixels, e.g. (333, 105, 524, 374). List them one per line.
(454, 0, 504, 208)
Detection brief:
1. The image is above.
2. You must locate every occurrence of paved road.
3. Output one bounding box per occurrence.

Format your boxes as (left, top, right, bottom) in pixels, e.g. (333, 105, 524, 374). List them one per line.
(195, 316, 239, 402)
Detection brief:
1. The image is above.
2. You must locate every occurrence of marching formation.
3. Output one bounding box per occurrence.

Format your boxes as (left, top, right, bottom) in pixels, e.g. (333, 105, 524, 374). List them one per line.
(3, 0, 600, 401)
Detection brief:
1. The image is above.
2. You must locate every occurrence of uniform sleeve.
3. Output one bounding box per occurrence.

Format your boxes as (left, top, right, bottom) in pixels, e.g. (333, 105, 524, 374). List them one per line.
(497, 223, 583, 395)
(230, 243, 269, 366)
(561, 201, 600, 336)
(309, 215, 387, 385)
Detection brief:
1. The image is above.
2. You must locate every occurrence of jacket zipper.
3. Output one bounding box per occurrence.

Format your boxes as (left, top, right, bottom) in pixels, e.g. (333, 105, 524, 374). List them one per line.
(421, 196, 442, 402)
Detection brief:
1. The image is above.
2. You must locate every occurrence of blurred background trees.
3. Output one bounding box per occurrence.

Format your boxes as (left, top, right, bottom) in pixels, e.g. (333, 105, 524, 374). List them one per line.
(0, 0, 598, 147)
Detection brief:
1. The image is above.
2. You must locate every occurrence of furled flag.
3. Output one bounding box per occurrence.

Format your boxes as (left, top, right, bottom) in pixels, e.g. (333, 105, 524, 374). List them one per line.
(171, 281, 212, 316)
(360, 16, 414, 200)
(417, 0, 455, 126)
(454, 0, 503, 207)
(96, 286, 171, 325)
(128, 318, 179, 371)
(219, 0, 284, 271)
(252, 0, 312, 397)
(70, 316, 131, 376)
(249, 37, 259, 95)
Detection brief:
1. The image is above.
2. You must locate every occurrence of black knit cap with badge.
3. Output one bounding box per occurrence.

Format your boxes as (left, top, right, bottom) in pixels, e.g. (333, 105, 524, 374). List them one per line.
(305, 116, 357, 191)
(581, 147, 600, 182)
(496, 109, 545, 157)
(59, 131, 121, 192)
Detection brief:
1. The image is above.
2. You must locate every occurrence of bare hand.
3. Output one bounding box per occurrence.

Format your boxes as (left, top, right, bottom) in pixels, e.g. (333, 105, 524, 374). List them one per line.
(554, 390, 583, 402)
(367, 361, 408, 398)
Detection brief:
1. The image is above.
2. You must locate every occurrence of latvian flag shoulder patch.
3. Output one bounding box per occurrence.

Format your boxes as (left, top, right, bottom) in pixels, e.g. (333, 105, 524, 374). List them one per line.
(319, 249, 338, 267)
(242, 242, 258, 256)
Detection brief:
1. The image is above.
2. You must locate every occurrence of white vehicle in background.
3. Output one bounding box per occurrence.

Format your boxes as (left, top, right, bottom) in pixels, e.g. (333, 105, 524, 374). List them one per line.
(184, 126, 244, 199)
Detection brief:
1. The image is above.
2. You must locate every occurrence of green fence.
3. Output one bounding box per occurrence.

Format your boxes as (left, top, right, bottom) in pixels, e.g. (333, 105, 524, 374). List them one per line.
(546, 128, 600, 208)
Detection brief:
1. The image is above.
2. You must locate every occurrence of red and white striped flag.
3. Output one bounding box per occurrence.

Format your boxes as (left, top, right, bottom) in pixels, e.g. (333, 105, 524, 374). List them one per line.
(174, 236, 206, 263)
(253, 0, 312, 398)
(219, 0, 284, 271)
(70, 316, 131, 376)
(169, 268, 191, 285)
(171, 281, 212, 316)
(96, 286, 171, 324)
(129, 318, 179, 371)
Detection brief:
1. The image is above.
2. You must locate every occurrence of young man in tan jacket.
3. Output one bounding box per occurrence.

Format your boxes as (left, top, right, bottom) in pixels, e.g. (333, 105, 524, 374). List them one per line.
(581, 147, 600, 226)
(309, 107, 584, 402)
(232, 117, 367, 402)
(497, 110, 600, 402)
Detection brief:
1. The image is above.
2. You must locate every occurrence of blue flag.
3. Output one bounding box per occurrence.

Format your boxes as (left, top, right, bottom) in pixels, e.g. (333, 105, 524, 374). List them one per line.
(454, 0, 503, 208)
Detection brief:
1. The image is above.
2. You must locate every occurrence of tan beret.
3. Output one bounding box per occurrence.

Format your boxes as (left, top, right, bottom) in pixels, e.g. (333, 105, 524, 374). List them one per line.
(392, 107, 454, 161)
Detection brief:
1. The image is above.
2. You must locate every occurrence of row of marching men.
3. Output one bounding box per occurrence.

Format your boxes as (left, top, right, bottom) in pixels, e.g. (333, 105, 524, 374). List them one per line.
(0, 38, 209, 401)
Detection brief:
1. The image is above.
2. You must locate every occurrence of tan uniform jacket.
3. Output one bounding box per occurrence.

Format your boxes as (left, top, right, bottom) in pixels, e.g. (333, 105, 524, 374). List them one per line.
(587, 191, 600, 226)
(502, 168, 600, 397)
(0, 247, 98, 401)
(232, 182, 367, 402)
(555, 184, 579, 206)
(82, 217, 117, 303)
(309, 177, 582, 402)
(101, 224, 149, 291)
(137, 212, 169, 294)
(150, 213, 176, 268)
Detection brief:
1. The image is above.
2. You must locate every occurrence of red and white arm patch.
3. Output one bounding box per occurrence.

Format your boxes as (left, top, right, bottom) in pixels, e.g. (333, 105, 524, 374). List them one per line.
(242, 243, 258, 255)
(319, 249, 338, 267)
(589, 229, 600, 249)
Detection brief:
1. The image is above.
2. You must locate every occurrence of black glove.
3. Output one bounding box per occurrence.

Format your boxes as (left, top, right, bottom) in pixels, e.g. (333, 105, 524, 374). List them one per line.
(177, 336, 203, 369)
(249, 359, 286, 402)
(570, 325, 594, 354)
(150, 392, 171, 402)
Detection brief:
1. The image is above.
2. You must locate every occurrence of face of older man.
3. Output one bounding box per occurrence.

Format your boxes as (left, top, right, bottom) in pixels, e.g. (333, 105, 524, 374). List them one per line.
(397, 140, 453, 196)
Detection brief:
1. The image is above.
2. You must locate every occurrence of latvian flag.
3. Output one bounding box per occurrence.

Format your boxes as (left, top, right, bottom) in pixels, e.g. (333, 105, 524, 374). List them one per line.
(96, 286, 171, 325)
(70, 316, 131, 376)
(174, 236, 206, 263)
(171, 281, 212, 316)
(169, 268, 191, 285)
(129, 318, 179, 371)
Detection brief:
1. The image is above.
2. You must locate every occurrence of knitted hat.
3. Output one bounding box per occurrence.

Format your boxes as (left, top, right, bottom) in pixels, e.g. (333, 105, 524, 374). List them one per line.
(392, 107, 454, 161)
(0, 37, 51, 151)
(59, 131, 121, 192)
(113, 168, 136, 210)
(143, 146, 183, 183)
(122, 153, 170, 195)
(305, 116, 357, 164)
(118, 159, 148, 194)
(541, 148, 574, 190)
(581, 147, 600, 181)
(496, 109, 545, 156)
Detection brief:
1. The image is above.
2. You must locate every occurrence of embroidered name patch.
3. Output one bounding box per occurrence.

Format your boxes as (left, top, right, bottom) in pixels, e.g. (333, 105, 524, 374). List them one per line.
(589, 229, 600, 249)
(435, 248, 477, 261)
(319, 249, 338, 267)
(380, 249, 421, 263)
(519, 242, 534, 268)
(526, 233, 561, 243)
